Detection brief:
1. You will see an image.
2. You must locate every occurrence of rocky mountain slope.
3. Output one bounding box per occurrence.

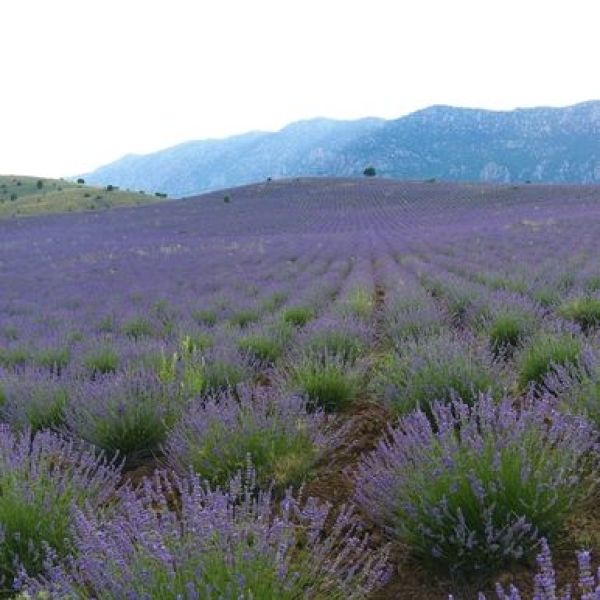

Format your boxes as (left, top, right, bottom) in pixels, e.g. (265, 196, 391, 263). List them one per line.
(83, 101, 600, 197)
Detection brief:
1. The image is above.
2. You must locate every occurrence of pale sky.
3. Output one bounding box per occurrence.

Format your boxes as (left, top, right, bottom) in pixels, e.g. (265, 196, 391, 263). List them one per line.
(1, 0, 599, 177)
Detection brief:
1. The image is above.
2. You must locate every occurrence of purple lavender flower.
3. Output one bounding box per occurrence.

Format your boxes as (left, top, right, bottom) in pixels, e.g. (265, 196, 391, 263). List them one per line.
(0, 425, 121, 591)
(165, 385, 325, 490)
(65, 369, 178, 462)
(355, 394, 597, 577)
(484, 538, 600, 600)
(23, 468, 389, 599)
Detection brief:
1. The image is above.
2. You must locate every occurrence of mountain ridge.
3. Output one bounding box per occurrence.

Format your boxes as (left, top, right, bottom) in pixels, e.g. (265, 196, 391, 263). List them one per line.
(82, 101, 600, 197)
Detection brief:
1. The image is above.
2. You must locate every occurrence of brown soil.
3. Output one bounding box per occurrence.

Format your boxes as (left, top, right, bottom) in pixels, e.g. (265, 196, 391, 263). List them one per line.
(121, 456, 163, 488)
(304, 401, 390, 509)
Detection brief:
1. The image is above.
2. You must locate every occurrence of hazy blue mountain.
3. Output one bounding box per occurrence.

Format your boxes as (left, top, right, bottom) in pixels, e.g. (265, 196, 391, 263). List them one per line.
(83, 101, 600, 197)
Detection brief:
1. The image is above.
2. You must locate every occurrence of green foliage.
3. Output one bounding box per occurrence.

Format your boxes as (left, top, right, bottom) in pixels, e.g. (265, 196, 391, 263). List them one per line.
(24, 389, 68, 432)
(533, 287, 560, 308)
(517, 334, 581, 390)
(557, 372, 600, 429)
(288, 354, 362, 412)
(35, 346, 70, 372)
(192, 309, 218, 327)
(559, 297, 600, 332)
(0, 431, 118, 590)
(0, 174, 159, 218)
(229, 308, 260, 328)
(488, 310, 536, 356)
(340, 287, 374, 320)
(303, 329, 367, 363)
(0, 346, 30, 368)
(201, 360, 248, 395)
(180, 333, 213, 355)
(584, 275, 600, 293)
(282, 306, 315, 327)
(83, 347, 119, 375)
(238, 334, 284, 364)
(363, 166, 376, 177)
(261, 291, 288, 313)
(97, 314, 116, 333)
(183, 414, 316, 490)
(122, 316, 154, 340)
(365, 399, 594, 578)
(374, 339, 497, 416)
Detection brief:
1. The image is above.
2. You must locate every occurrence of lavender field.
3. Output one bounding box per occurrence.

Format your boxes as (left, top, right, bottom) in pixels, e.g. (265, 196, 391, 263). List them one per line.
(4, 177, 600, 598)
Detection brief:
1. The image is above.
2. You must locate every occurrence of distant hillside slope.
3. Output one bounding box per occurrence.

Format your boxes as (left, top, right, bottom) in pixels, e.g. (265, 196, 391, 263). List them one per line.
(82, 101, 600, 197)
(0, 175, 162, 218)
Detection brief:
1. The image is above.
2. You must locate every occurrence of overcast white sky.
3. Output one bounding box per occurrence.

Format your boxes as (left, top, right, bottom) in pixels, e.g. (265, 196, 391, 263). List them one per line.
(1, 0, 599, 177)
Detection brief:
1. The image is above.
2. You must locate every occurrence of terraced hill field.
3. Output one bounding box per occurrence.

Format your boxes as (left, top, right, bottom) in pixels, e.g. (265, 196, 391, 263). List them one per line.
(0, 174, 162, 217)
(3, 178, 600, 598)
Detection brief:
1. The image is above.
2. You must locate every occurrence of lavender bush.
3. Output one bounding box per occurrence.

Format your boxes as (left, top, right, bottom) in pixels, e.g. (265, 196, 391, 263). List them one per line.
(284, 351, 364, 412)
(0, 367, 68, 431)
(487, 309, 537, 358)
(22, 469, 389, 599)
(373, 335, 498, 416)
(355, 395, 598, 578)
(298, 316, 372, 364)
(469, 538, 600, 600)
(0, 425, 121, 591)
(66, 369, 177, 460)
(165, 386, 324, 489)
(517, 334, 582, 392)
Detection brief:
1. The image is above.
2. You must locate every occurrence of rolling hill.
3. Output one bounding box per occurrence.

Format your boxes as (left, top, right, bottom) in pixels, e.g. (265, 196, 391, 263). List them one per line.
(82, 101, 600, 197)
(0, 175, 163, 218)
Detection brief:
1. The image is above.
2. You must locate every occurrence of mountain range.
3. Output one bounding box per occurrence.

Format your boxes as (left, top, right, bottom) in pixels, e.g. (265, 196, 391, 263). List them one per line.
(82, 101, 600, 197)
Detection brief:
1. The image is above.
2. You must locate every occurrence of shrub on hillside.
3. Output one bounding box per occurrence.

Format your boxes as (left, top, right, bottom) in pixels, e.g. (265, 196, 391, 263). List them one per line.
(363, 166, 376, 177)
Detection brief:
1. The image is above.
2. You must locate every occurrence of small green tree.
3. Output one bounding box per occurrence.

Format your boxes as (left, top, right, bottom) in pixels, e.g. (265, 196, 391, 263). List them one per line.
(36, 180, 44, 189)
(77, 178, 85, 184)
(363, 166, 376, 177)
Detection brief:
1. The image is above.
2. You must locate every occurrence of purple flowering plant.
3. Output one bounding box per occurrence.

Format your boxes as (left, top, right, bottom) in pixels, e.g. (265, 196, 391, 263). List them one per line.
(22, 468, 389, 599)
(0, 425, 121, 591)
(468, 538, 600, 600)
(355, 395, 598, 578)
(66, 369, 178, 461)
(165, 386, 325, 490)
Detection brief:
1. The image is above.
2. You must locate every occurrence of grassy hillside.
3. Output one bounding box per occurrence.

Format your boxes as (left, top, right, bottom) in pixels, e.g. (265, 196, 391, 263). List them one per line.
(0, 175, 163, 217)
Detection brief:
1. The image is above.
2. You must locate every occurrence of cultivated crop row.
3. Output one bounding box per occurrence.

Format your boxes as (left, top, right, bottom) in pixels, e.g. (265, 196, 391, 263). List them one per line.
(2, 179, 600, 598)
